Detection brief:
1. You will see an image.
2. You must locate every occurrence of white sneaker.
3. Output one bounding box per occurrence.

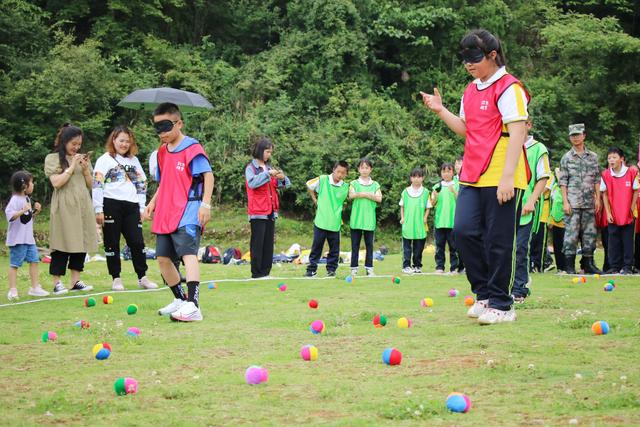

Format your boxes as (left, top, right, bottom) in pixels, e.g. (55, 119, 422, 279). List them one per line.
(170, 301, 203, 322)
(365, 267, 374, 276)
(53, 282, 68, 295)
(351, 268, 358, 277)
(402, 267, 414, 274)
(112, 278, 125, 291)
(413, 268, 423, 274)
(478, 307, 517, 325)
(7, 288, 18, 301)
(158, 298, 187, 316)
(138, 276, 158, 289)
(28, 286, 50, 297)
(467, 299, 489, 318)
(435, 269, 445, 274)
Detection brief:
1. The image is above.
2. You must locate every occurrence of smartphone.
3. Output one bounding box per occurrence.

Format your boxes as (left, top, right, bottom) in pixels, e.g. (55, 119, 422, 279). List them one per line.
(83, 151, 94, 159)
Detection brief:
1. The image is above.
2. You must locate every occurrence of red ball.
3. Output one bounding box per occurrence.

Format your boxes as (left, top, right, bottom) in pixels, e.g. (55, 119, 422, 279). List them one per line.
(308, 299, 318, 309)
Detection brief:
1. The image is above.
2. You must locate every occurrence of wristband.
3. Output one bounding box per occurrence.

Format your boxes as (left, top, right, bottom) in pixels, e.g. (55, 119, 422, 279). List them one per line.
(200, 202, 211, 209)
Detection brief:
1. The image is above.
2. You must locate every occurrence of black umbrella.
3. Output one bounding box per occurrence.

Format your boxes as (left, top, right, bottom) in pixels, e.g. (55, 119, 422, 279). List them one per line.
(118, 87, 213, 112)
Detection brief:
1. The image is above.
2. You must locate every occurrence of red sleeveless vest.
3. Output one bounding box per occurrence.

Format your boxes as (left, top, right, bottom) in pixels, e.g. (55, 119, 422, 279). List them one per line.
(152, 140, 209, 234)
(461, 73, 531, 184)
(245, 163, 280, 216)
(601, 167, 637, 226)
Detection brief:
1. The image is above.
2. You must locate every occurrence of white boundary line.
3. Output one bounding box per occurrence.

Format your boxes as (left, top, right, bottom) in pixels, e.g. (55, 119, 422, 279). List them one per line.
(1, 271, 630, 309)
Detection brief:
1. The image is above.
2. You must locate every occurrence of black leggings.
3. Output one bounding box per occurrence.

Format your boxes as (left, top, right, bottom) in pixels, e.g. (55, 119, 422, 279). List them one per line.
(250, 218, 275, 278)
(102, 198, 147, 279)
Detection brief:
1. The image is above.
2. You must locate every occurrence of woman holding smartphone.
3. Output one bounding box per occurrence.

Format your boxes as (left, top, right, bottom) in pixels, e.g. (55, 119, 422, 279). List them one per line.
(44, 123, 98, 294)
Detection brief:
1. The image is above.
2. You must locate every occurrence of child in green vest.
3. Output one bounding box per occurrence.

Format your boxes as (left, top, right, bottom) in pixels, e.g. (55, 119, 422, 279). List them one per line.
(431, 163, 459, 274)
(399, 167, 431, 274)
(349, 158, 382, 276)
(305, 161, 350, 277)
(513, 120, 550, 302)
(549, 169, 567, 272)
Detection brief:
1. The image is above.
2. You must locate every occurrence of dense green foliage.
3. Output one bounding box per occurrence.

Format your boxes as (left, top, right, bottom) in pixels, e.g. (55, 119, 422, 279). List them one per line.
(1, 0, 639, 222)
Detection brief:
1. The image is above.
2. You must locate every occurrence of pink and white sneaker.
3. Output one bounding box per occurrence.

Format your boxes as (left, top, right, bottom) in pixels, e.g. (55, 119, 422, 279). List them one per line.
(478, 307, 517, 325)
(170, 301, 203, 322)
(467, 299, 489, 318)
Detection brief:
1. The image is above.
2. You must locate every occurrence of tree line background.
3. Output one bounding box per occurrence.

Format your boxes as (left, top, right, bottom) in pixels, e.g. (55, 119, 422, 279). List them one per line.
(1, 0, 639, 224)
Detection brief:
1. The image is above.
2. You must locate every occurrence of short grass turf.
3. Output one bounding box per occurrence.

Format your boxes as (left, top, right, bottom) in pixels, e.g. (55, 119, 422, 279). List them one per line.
(0, 255, 639, 426)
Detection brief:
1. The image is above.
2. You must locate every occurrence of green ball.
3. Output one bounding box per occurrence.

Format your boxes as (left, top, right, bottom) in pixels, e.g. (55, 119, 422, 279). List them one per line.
(114, 377, 126, 395)
(393, 277, 401, 284)
(85, 297, 96, 307)
(126, 304, 138, 315)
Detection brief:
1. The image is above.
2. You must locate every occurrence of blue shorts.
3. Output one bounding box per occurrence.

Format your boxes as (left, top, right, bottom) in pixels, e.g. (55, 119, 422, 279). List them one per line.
(9, 244, 39, 268)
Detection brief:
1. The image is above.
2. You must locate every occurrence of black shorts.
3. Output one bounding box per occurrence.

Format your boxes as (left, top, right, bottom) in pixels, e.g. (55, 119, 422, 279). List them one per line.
(155, 225, 201, 260)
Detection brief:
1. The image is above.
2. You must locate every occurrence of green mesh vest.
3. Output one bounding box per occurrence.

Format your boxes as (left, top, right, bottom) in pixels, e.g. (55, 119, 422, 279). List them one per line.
(314, 175, 349, 232)
(349, 180, 380, 231)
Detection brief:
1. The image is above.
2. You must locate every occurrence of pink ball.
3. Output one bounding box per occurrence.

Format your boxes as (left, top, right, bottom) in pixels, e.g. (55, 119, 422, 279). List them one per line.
(448, 288, 459, 297)
(310, 320, 325, 334)
(124, 377, 138, 394)
(245, 366, 268, 385)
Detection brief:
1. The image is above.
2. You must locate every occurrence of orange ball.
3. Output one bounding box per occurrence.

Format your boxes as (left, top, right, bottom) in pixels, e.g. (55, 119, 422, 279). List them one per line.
(464, 296, 475, 306)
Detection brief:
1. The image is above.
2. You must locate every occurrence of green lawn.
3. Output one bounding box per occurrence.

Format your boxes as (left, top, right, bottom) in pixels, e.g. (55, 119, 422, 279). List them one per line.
(0, 253, 638, 426)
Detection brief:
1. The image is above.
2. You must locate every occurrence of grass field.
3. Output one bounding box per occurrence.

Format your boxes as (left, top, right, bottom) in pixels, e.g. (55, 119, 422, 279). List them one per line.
(0, 252, 639, 426)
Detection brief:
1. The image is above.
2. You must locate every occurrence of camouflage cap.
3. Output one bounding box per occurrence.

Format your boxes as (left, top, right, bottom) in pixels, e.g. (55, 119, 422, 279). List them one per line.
(568, 123, 585, 135)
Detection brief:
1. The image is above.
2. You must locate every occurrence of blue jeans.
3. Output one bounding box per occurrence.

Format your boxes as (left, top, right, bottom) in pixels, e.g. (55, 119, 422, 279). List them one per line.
(9, 244, 39, 267)
(513, 221, 533, 298)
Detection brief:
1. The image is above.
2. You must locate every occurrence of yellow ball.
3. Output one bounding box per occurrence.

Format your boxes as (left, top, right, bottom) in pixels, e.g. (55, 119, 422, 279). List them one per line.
(421, 297, 434, 308)
(92, 343, 103, 357)
(397, 317, 412, 328)
(572, 277, 579, 284)
(594, 274, 600, 279)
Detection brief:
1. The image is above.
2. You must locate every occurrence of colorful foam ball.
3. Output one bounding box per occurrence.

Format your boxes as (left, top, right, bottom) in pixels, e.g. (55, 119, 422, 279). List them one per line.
(208, 282, 217, 290)
(41, 331, 57, 342)
(382, 347, 402, 365)
(446, 392, 471, 413)
(572, 277, 580, 284)
(421, 297, 434, 308)
(300, 345, 318, 361)
(92, 342, 112, 360)
(84, 297, 96, 307)
(391, 276, 401, 284)
(308, 299, 318, 309)
(580, 277, 587, 283)
(608, 279, 616, 287)
(114, 377, 138, 395)
(74, 320, 90, 329)
(103, 295, 113, 304)
(345, 275, 353, 283)
(373, 314, 387, 328)
(245, 366, 268, 385)
(126, 327, 140, 337)
(277, 283, 287, 292)
(464, 296, 475, 306)
(448, 288, 459, 297)
(126, 304, 138, 315)
(594, 273, 601, 279)
(310, 320, 325, 334)
(397, 317, 412, 328)
(591, 321, 610, 335)
(604, 283, 615, 292)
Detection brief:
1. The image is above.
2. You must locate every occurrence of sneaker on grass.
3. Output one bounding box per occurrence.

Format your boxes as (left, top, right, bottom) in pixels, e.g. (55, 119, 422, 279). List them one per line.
(478, 307, 517, 325)
(70, 281, 93, 292)
(303, 270, 317, 278)
(413, 267, 422, 274)
(138, 276, 158, 289)
(401, 267, 414, 274)
(365, 267, 374, 276)
(467, 299, 488, 318)
(28, 286, 49, 297)
(7, 288, 18, 301)
(52, 282, 68, 295)
(158, 298, 187, 316)
(170, 301, 203, 322)
(112, 278, 125, 291)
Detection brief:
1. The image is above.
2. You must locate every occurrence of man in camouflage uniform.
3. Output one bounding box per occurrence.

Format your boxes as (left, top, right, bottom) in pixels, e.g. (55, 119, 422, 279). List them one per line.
(559, 123, 602, 274)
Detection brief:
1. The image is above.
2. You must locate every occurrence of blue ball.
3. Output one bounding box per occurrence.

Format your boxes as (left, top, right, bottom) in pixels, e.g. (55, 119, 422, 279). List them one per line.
(95, 348, 111, 360)
(345, 275, 353, 283)
(446, 393, 470, 413)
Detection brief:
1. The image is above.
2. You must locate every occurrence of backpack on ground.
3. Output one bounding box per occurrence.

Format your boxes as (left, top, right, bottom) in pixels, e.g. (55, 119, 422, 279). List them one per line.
(202, 245, 222, 264)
